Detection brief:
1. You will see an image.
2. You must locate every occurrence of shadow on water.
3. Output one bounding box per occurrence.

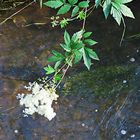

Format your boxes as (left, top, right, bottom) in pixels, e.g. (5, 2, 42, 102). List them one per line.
(0, 1, 140, 140)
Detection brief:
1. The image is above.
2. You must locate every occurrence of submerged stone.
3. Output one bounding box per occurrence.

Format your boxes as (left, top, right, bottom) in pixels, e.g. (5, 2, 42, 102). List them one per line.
(62, 65, 135, 97)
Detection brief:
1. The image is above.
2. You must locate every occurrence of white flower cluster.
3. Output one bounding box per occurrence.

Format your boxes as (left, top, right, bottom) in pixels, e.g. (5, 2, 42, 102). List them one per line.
(17, 82, 59, 121)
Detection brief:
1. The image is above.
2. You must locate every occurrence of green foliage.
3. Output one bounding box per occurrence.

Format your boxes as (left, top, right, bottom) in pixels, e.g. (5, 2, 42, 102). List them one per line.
(44, 1, 63, 9)
(57, 4, 71, 15)
(84, 39, 98, 46)
(77, 11, 86, 20)
(72, 6, 79, 17)
(102, 0, 135, 25)
(68, 0, 78, 5)
(60, 18, 69, 28)
(54, 74, 62, 81)
(44, 0, 89, 17)
(103, 0, 112, 19)
(47, 50, 64, 62)
(47, 30, 99, 72)
(83, 32, 92, 38)
(44, 65, 55, 74)
(95, 0, 101, 8)
(81, 47, 92, 70)
(78, 1, 89, 8)
(40, 0, 135, 86)
(43, 0, 135, 26)
(73, 50, 83, 64)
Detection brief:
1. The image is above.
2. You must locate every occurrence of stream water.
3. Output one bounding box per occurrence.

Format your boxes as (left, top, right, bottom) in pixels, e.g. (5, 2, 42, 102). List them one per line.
(0, 1, 140, 140)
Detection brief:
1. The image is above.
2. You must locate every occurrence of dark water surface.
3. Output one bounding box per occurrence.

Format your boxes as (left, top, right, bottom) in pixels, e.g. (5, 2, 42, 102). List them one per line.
(0, 1, 140, 140)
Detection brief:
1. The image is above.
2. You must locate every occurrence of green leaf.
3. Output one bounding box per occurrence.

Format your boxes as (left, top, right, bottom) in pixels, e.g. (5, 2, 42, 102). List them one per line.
(44, 65, 55, 74)
(48, 56, 62, 62)
(111, 2, 121, 10)
(54, 74, 62, 81)
(85, 47, 99, 60)
(71, 30, 84, 42)
(73, 42, 85, 49)
(111, 6, 122, 25)
(44, 1, 63, 9)
(78, 1, 89, 8)
(114, 0, 123, 4)
(60, 43, 71, 52)
(122, 0, 133, 4)
(81, 47, 91, 70)
(72, 6, 79, 17)
(74, 50, 83, 63)
(84, 39, 98, 46)
(77, 11, 86, 20)
(64, 30, 71, 45)
(59, 0, 66, 3)
(103, 0, 111, 19)
(54, 61, 62, 69)
(57, 4, 71, 15)
(68, 0, 78, 5)
(52, 50, 64, 58)
(83, 32, 92, 38)
(60, 18, 69, 28)
(48, 50, 64, 62)
(65, 52, 69, 58)
(120, 4, 135, 18)
(95, 0, 101, 8)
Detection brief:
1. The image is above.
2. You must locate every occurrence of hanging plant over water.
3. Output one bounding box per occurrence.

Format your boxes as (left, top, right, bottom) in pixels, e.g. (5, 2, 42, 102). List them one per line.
(15, 0, 135, 120)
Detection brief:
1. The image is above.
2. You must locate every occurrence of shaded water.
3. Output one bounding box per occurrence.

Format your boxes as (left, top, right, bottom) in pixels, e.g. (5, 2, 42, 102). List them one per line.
(0, 1, 140, 140)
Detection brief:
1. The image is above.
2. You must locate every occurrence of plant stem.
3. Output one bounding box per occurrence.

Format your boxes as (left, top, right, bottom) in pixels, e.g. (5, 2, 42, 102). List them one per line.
(0, 1, 34, 26)
(54, 64, 70, 89)
(54, 56, 74, 89)
(45, 62, 67, 83)
(82, 7, 87, 31)
(120, 17, 126, 46)
(87, 4, 96, 18)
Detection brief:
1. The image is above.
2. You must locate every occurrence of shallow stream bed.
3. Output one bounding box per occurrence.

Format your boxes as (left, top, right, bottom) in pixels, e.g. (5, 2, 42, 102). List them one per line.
(0, 1, 140, 140)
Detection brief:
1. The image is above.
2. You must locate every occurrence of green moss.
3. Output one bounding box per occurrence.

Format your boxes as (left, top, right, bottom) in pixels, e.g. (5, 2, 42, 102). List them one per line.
(62, 65, 135, 97)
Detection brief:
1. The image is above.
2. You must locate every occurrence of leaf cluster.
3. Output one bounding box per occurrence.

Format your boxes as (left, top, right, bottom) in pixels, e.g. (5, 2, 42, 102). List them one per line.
(44, 0, 89, 17)
(44, 30, 99, 79)
(95, 0, 135, 25)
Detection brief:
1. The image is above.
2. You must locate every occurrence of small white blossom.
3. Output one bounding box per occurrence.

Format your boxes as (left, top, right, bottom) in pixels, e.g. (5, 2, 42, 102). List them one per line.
(16, 93, 24, 99)
(17, 82, 59, 121)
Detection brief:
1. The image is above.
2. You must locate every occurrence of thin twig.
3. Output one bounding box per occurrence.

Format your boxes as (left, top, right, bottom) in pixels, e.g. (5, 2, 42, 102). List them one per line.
(55, 64, 70, 89)
(120, 17, 126, 46)
(44, 62, 68, 84)
(87, 4, 95, 13)
(40, 0, 43, 8)
(1, 106, 17, 113)
(23, 22, 46, 27)
(54, 56, 74, 89)
(82, 7, 88, 31)
(87, 4, 96, 18)
(0, 1, 34, 26)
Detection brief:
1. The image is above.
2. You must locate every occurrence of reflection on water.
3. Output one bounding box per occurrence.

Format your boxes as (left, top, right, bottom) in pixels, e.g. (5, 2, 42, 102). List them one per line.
(0, 1, 140, 140)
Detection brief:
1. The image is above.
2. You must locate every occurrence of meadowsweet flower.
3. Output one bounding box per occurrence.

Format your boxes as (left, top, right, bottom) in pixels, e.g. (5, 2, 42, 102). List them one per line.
(17, 82, 59, 121)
